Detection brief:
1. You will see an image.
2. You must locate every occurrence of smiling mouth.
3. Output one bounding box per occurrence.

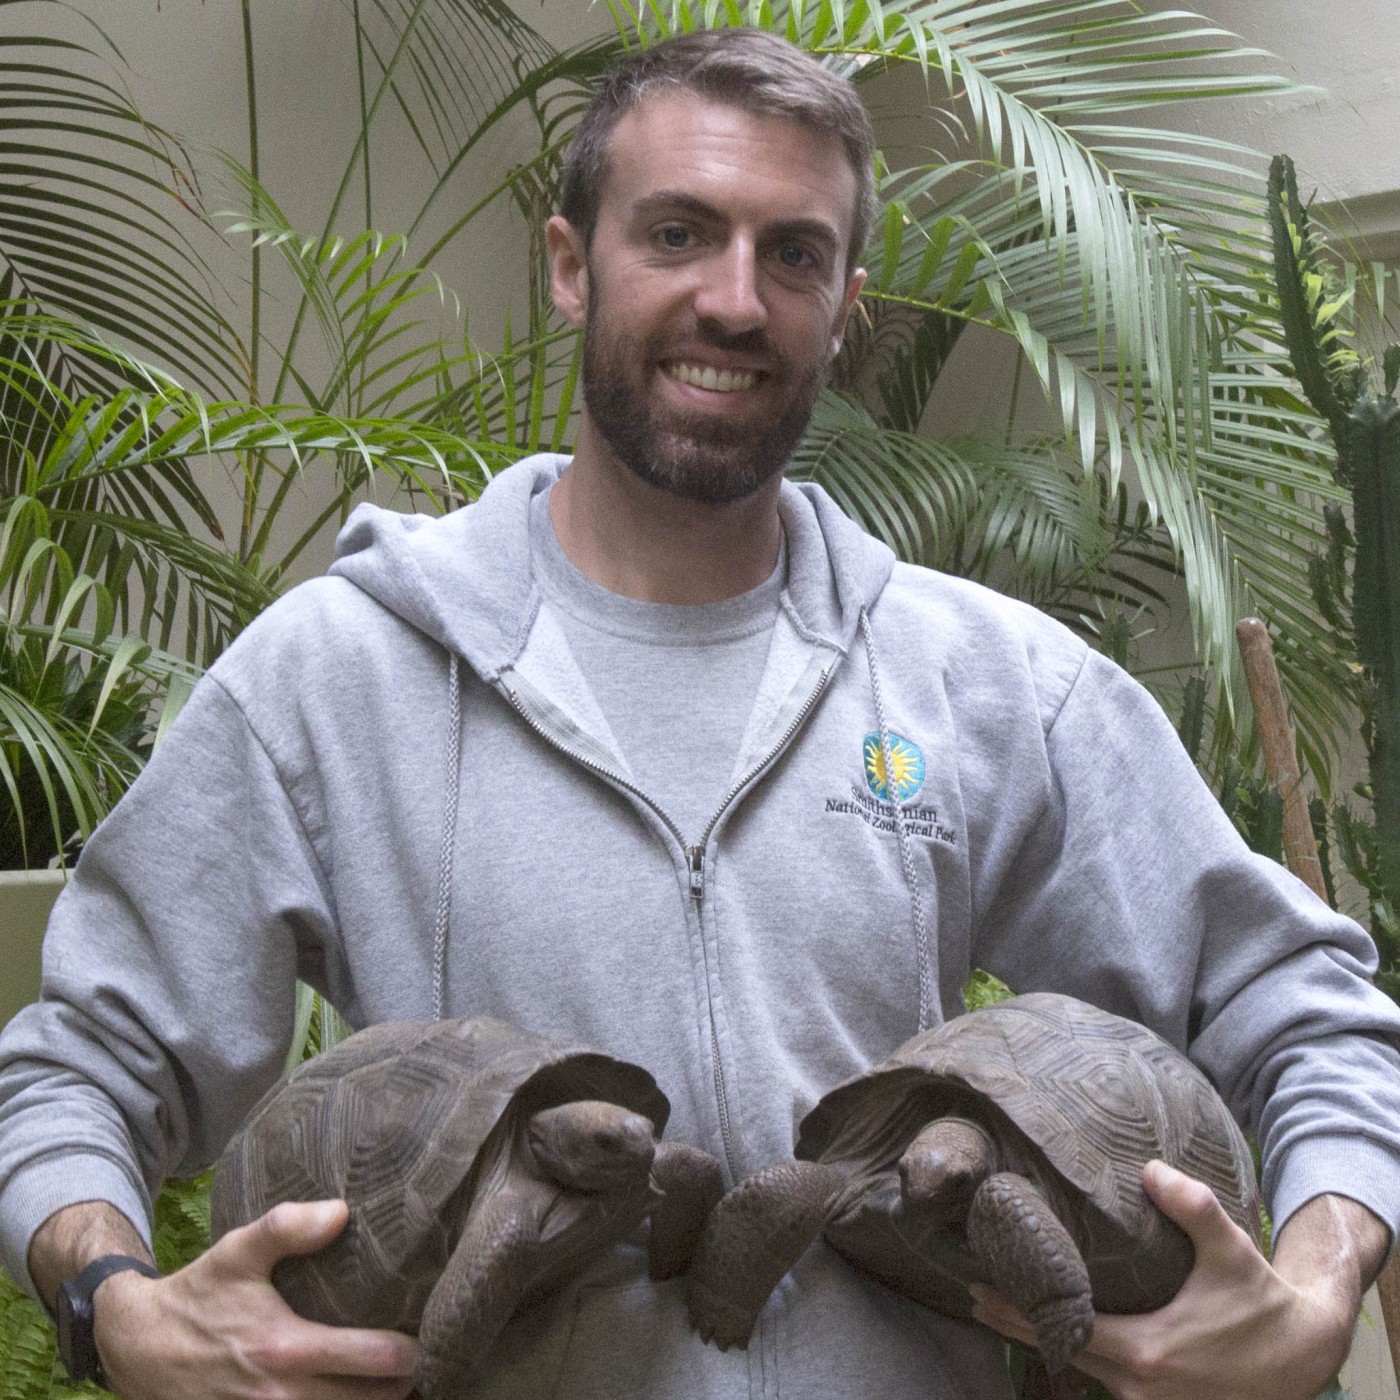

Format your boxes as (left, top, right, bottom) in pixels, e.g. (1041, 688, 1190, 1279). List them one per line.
(664, 361, 760, 393)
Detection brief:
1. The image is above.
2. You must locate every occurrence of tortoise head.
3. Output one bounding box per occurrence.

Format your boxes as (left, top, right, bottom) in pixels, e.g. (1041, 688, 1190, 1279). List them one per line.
(526, 1099, 657, 1190)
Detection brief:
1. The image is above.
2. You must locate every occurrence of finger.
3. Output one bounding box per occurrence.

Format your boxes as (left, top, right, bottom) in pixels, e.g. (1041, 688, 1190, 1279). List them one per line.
(249, 1318, 419, 1381)
(1142, 1159, 1250, 1267)
(301, 1326, 419, 1380)
(968, 1283, 1038, 1347)
(217, 1199, 350, 1278)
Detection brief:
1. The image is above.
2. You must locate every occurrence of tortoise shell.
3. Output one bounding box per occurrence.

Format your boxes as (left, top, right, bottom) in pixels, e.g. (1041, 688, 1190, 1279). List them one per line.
(798, 992, 1261, 1315)
(210, 1015, 669, 1331)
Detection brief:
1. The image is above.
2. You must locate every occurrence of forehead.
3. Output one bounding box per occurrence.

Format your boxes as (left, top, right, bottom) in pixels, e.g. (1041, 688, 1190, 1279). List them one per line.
(598, 90, 857, 246)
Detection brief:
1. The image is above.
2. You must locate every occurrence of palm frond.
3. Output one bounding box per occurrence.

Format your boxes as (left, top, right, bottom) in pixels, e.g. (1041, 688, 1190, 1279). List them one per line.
(792, 390, 1179, 637)
(0, 16, 241, 394)
(219, 165, 470, 421)
(2, 312, 500, 648)
(354, 0, 559, 179)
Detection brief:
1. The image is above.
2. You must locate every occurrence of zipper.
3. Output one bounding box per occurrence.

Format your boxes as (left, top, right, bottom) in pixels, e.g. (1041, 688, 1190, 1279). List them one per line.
(503, 686, 743, 1177)
(504, 688, 689, 849)
(688, 845, 706, 901)
(506, 661, 832, 1184)
(682, 663, 832, 904)
(695, 662, 834, 856)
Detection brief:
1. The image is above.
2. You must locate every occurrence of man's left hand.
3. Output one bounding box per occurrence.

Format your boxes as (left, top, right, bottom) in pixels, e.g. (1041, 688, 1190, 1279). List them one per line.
(969, 1159, 1390, 1400)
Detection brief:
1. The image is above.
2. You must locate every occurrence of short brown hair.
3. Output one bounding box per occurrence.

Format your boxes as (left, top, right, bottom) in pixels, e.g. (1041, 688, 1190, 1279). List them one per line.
(560, 28, 877, 276)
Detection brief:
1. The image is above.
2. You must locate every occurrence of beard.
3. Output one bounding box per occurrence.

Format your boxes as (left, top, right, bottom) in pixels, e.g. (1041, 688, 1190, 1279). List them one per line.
(580, 295, 826, 506)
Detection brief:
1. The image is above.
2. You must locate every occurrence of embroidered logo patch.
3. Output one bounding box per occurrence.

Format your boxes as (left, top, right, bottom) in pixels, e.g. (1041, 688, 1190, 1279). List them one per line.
(863, 732, 926, 802)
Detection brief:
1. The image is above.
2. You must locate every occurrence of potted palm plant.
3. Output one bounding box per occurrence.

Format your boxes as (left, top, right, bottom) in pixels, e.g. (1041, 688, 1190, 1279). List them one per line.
(0, 299, 489, 1026)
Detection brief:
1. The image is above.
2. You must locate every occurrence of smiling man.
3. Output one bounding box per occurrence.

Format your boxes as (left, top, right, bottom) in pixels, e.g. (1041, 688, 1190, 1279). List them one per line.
(556, 90, 861, 511)
(545, 48, 869, 604)
(3, 27, 1399, 1400)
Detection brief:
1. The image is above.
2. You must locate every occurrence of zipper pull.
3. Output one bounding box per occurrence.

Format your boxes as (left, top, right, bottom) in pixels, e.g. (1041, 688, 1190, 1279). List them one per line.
(687, 845, 706, 902)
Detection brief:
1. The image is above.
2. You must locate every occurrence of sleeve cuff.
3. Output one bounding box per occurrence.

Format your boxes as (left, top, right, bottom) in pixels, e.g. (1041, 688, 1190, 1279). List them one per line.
(1268, 1134, 1400, 1259)
(0, 1152, 152, 1300)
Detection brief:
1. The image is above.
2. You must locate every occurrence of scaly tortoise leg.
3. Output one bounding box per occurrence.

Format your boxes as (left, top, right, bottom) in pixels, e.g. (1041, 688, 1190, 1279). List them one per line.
(966, 1171, 1094, 1374)
(687, 1158, 849, 1350)
(416, 1182, 552, 1400)
(648, 1141, 726, 1281)
(418, 1100, 658, 1398)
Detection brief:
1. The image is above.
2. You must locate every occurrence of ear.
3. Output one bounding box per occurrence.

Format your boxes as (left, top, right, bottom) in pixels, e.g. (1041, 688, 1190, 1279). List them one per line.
(827, 267, 867, 360)
(548, 215, 590, 328)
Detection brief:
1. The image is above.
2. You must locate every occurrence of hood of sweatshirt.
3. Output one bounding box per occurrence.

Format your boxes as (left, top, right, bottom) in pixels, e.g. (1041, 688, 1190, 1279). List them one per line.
(329, 454, 895, 681)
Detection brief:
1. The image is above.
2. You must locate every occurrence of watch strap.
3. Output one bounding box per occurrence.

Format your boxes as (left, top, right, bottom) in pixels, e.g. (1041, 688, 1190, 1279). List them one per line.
(57, 1254, 161, 1385)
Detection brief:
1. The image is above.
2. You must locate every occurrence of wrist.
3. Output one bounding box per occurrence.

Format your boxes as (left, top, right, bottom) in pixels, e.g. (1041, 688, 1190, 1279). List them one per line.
(1273, 1193, 1390, 1320)
(29, 1200, 152, 1310)
(56, 1254, 162, 1386)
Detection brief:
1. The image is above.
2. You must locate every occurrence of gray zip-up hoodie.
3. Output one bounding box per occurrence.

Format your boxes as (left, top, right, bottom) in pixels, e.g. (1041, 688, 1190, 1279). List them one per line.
(2, 454, 1398, 1399)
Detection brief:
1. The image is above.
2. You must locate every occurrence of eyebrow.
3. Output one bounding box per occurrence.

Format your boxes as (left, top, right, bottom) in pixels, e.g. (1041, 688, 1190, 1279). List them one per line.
(631, 190, 842, 254)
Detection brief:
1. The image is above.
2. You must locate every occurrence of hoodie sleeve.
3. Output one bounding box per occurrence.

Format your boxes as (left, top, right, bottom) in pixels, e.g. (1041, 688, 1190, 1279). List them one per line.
(973, 649, 1400, 1244)
(0, 671, 336, 1296)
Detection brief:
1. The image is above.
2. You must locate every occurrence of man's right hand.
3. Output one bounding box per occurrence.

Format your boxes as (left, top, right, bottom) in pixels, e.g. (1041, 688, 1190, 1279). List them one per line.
(62, 1199, 418, 1399)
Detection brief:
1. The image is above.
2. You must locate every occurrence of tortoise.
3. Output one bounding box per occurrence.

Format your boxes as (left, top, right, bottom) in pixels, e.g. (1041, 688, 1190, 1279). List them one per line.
(211, 1016, 723, 1400)
(687, 992, 1262, 1376)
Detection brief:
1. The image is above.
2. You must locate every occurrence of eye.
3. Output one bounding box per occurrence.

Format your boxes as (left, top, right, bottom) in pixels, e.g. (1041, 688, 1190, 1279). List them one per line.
(776, 242, 817, 271)
(657, 225, 693, 250)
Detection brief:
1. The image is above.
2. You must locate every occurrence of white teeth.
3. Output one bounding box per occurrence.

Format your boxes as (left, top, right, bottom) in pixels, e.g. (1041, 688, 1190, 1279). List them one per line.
(667, 362, 757, 392)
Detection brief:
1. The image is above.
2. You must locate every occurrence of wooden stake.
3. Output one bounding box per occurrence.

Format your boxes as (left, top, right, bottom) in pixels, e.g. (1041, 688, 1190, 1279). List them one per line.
(1235, 619, 1327, 902)
(1236, 617, 1400, 1390)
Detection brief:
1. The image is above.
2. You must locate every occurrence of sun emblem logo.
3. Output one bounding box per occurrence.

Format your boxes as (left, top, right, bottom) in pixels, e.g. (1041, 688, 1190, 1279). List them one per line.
(863, 732, 926, 802)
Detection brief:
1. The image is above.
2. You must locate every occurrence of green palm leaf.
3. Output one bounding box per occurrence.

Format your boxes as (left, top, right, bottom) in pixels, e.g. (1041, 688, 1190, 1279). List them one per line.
(0, 6, 241, 394)
(792, 390, 1179, 636)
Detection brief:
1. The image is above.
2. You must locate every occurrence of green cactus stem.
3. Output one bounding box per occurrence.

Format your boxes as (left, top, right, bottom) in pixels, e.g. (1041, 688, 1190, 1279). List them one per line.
(1341, 393, 1400, 898)
(1269, 151, 1400, 945)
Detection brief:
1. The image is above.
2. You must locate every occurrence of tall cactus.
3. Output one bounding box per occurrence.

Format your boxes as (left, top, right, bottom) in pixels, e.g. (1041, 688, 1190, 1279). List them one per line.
(1269, 154, 1400, 989)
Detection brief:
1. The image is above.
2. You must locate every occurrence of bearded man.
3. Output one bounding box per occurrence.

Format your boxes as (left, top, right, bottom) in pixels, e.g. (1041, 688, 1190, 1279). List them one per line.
(2, 28, 1397, 1400)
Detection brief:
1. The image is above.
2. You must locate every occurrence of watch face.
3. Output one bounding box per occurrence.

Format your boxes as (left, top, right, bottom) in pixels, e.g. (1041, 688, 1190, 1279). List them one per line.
(56, 1278, 98, 1382)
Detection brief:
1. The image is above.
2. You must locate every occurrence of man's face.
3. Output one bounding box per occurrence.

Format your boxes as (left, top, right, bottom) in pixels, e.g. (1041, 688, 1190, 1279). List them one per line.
(550, 92, 866, 505)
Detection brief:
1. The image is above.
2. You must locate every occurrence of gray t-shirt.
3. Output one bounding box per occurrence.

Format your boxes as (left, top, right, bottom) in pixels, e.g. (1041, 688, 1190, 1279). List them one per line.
(529, 487, 782, 841)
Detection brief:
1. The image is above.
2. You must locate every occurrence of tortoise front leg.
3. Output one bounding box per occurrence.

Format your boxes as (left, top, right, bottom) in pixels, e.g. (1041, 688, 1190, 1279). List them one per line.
(415, 1181, 552, 1400)
(966, 1171, 1094, 1375)
(647, 1141, 725, 1281)
(687, 1159, 849, 1350)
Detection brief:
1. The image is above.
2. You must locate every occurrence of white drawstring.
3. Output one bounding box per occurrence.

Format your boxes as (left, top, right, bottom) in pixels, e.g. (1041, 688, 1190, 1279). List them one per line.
(432, 653, 463, 1020)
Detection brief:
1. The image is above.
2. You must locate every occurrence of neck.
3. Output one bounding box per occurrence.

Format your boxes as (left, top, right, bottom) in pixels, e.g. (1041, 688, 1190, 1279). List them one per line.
(550, 419, 784, 605)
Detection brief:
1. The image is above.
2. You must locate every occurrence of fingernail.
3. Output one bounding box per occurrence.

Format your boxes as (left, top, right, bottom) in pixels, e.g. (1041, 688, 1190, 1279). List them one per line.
(313, 1199, 344, 1227)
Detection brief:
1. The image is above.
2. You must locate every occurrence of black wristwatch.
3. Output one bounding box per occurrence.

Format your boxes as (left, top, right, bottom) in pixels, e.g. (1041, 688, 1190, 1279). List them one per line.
(55, 1254, 161, 1385)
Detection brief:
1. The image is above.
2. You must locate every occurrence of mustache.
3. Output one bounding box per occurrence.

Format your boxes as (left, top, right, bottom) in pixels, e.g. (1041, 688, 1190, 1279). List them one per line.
(684, 319, 773, 360)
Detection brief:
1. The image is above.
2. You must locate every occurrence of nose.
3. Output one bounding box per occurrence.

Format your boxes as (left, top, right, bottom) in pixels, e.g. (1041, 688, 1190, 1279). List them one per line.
(693, 237, 768, 337)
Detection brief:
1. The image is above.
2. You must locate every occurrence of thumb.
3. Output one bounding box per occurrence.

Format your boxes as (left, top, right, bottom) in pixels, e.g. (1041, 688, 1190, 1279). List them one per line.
(218, 1199, 349, 1279)
(1142, 1159, 1244, 1264)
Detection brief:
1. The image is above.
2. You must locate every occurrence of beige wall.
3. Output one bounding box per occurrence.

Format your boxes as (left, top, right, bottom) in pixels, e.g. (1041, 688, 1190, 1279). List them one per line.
(21, 1, 1399, 400)
(38, 2, 1396, 477)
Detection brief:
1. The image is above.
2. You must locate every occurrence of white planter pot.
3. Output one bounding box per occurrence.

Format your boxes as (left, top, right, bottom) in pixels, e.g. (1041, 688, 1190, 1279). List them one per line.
(0, 869, 65, 1028)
